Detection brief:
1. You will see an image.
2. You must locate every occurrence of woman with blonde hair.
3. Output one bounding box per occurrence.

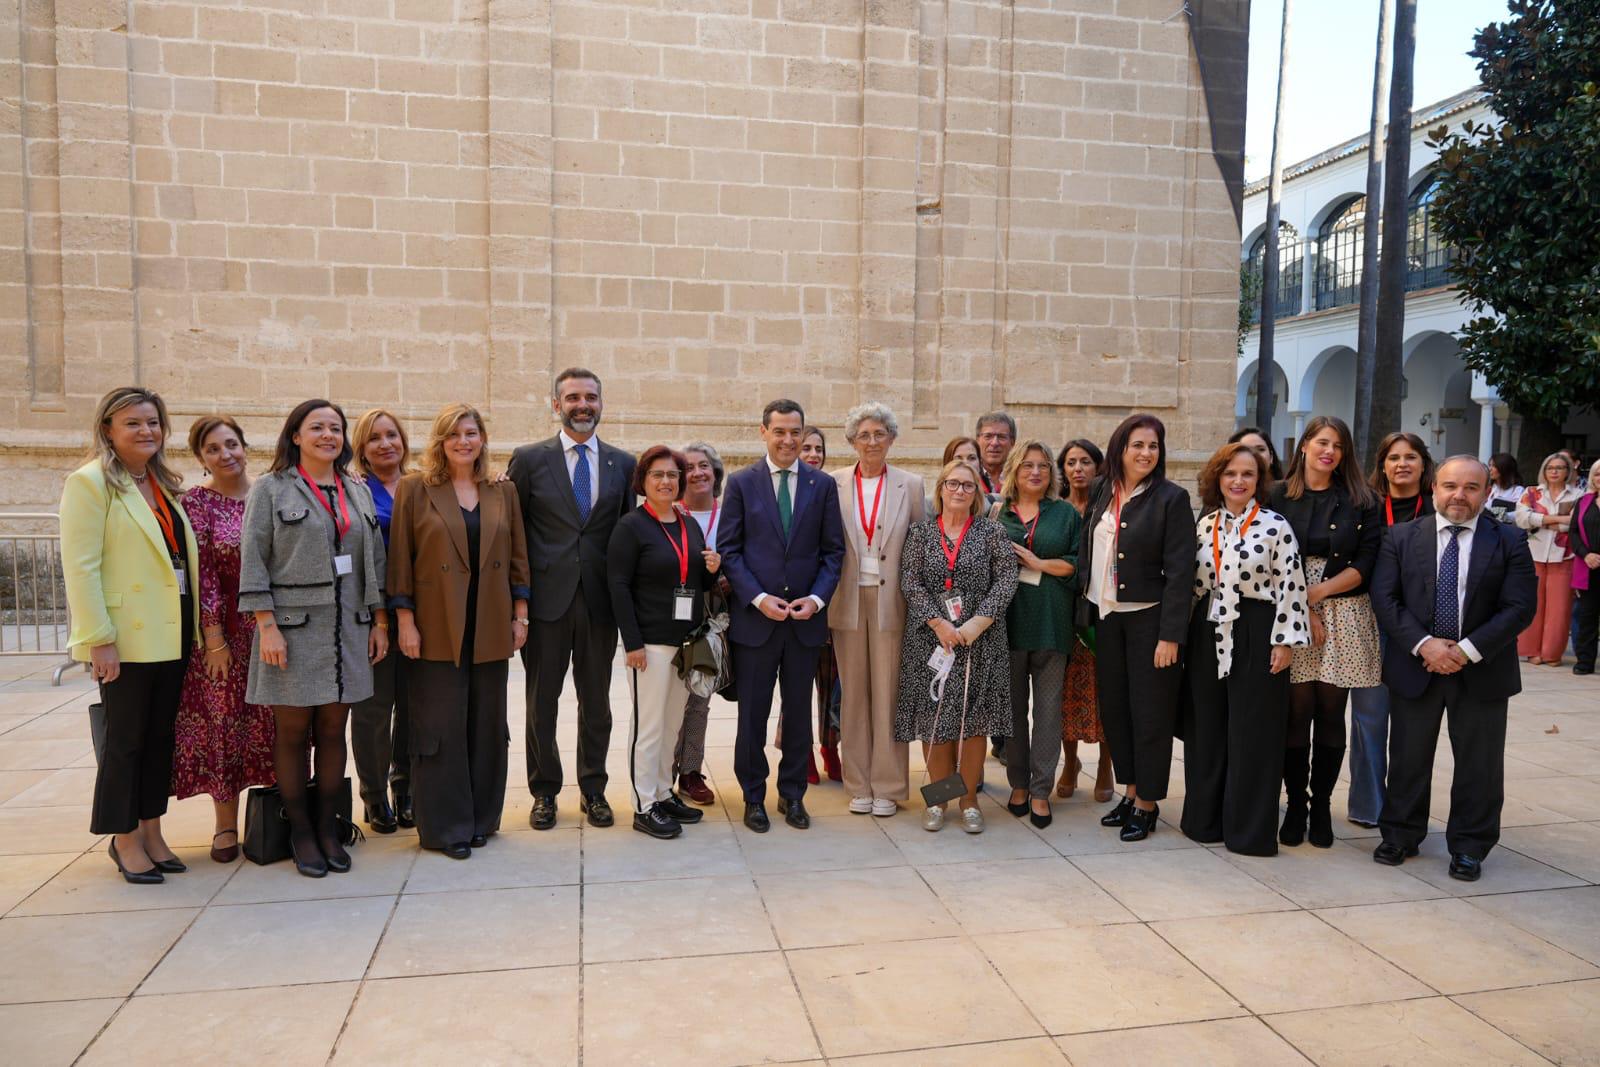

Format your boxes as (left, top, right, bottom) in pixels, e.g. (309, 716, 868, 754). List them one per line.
(1516, 452, 1582, 665)
(996, 440, 1079, 828)
(348, 408, 415, 833)
(894, 459, 1019, 834)
(387, 403, 530, 858)
(61, 387, 201, 883)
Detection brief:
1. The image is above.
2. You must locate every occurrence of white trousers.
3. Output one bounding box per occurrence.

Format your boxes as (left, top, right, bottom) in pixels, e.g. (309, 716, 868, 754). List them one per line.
(627, 644, 691, 813)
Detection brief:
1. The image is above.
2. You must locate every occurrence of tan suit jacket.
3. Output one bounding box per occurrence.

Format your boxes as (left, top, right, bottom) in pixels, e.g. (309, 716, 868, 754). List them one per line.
(828, 463, 924, 633)
(387, 476, 531, 665)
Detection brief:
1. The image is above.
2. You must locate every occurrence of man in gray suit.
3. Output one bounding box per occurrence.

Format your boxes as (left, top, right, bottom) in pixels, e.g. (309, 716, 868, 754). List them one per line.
(507, 368, 636, 829)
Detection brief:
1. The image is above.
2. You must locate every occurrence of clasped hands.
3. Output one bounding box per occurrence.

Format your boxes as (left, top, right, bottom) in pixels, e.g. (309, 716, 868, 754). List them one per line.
(929, 616, 989, 652)
(1418, 636, 1469, 674)
(759, 596, 817, 621)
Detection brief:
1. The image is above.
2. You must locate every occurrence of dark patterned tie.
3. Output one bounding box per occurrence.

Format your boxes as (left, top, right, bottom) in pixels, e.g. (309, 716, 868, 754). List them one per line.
(1435, 524, 1467, 640)
(777, 469, 793, 539)
(573, 443, 592, 525)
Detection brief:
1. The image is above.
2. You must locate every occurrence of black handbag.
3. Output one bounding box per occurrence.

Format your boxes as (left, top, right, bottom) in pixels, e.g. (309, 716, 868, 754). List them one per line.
(242, 776, 358, 865)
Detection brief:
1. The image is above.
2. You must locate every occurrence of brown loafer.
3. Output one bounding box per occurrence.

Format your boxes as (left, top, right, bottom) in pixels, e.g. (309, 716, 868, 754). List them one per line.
(210, 830, 240, 864)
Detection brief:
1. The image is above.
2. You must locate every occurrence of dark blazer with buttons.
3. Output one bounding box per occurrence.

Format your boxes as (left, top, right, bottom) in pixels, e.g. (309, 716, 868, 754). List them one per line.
(505, 434, 635, 625)
(719, 459, 846, 649)
(1268, 483, 1383, 596)
(1076, 475, 1196, 644)
(1370, 511, 1536, 701)
(386, 475, 531, 665)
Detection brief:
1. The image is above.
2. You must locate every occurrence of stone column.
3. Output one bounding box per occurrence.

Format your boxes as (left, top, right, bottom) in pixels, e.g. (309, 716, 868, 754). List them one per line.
(1476, 397, 1497, 462)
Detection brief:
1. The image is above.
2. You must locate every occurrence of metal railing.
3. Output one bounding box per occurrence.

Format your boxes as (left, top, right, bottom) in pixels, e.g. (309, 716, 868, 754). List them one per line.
(1, 513, 79, 685)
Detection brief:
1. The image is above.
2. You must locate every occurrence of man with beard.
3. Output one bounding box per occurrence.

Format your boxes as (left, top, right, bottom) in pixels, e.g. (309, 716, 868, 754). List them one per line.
(507, 368, 637, 829)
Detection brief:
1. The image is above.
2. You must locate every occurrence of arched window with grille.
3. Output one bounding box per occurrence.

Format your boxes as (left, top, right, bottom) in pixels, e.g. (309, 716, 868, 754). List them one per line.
(1313, 196, 1365, 310)
(1245, 222, 1303, 322)
(1406, 172, 1453, 290)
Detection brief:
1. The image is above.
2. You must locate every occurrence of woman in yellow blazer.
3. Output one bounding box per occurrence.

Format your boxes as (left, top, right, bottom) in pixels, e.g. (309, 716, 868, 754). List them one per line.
(60, 387, 202, 884)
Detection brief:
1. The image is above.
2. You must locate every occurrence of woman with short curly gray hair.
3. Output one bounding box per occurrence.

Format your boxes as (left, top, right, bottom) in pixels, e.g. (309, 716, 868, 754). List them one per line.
(844, 402, 900, 445)
(672, 440, 728, 806)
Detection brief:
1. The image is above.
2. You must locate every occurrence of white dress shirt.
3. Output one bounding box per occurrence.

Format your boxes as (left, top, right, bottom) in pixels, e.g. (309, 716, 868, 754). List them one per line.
(559, 429, 601, 512)
(853, 469, 884, 585)
(1412, 510, 1484, 664)
(752, 455, 826, 613)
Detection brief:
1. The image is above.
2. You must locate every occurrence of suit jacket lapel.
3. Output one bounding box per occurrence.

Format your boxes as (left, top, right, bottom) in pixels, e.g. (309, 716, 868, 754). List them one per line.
(593, 443, 618, 526)
(425, 482, 470, 567)
(477, 481, 500, 571)
(544, 439, 582, 527)
(752, 461, 784, 544)
(119, 486, 171, 563)
(789, 466, 816, 544)
(1462, 512, 1495, 619)
(1414, 518, 1439, 630)
(834, 469, 864, 557)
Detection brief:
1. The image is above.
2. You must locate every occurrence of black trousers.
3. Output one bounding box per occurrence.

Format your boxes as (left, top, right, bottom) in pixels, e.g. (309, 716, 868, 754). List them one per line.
(350, 651, 410, 806)
(1094, 606, 1182, 801)
(1380, 673, 1507, 860)
(409, 657, 509, 849)
(1574, 586, 1600, 671)
(733, 626, 822, 804)
(522, 591, 616, 797)
(1182, 600, 1289, 855)
(91, 657, 188, 835)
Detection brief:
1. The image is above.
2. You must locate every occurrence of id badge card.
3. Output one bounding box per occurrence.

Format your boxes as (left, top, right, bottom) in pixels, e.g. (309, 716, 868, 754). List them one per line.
(173, 562, 188, 595)
(860, 553, 880, 578)
(1017, 568, 1041, 586)
(927, 645, 955, 675)
(943, 593, 964, 621)
(334, 554, 354, 576)
(673, 585, 695, 621)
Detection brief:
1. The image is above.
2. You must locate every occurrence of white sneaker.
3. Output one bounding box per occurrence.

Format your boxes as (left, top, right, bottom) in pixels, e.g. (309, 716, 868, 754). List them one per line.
(848, 796, 873, 814)
(922, 806, 945, 832)
(871, 798, 898, 817)
(961, 806, 985, 834)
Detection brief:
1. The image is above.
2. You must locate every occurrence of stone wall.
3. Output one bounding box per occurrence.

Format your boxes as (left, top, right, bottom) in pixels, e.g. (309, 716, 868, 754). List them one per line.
(0, 0, 1247, 508)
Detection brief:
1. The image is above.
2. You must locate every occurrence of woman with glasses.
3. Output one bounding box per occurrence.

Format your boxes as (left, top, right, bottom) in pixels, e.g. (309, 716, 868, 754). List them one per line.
(1515, 452, 1582, 665)
(895, 459, 1018, 834)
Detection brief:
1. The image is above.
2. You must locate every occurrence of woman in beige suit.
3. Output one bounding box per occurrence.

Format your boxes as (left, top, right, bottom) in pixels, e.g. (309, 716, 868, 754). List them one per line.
(831, 402, 925, 816)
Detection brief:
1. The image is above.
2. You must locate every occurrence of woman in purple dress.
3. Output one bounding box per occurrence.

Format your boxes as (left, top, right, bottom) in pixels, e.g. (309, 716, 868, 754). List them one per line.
(172, 416, 276, 863)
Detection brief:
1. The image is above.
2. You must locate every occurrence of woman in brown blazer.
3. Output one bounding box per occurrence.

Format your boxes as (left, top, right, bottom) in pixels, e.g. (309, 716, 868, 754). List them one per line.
(388, 403, 531, 859)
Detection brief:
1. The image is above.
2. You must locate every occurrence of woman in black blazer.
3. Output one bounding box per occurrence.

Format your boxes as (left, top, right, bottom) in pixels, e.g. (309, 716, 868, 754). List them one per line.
(1267, 415, 1382, 849)
(1078, 414, 1196, 842)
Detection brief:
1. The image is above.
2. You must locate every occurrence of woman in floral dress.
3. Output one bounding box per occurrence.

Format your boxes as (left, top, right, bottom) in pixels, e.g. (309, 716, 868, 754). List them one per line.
(172, 416, 276, 862)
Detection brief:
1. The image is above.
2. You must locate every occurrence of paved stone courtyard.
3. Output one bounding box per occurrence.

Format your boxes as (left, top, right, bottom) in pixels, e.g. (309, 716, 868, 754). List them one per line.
(1, 652, 1597, 1066)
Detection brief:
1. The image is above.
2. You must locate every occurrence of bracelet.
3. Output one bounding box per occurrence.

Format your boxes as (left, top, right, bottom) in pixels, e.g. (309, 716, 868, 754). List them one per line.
(205, 642, 227, 653)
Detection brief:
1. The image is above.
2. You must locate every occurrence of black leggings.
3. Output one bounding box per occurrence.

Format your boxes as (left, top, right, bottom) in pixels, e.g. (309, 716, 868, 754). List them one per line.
(1287, 681, 1347, 749)
(273, 704, 350, 851)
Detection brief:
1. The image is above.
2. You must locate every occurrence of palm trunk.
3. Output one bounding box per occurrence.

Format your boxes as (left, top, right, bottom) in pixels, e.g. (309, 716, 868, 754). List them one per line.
(1353, 0, 1393, 463)
(1255, 0, 1293, 434)
(1372, 0, 1416, 447)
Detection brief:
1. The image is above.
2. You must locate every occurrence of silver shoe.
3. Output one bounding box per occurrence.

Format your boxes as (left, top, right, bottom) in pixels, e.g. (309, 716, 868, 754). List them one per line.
(961, 806, 985, 834)
(922, 806, 945, 832)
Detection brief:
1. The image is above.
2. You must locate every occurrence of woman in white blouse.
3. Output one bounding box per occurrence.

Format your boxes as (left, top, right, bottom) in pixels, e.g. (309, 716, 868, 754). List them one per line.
(1182, 442, 1310, 856)
(1515, 452, 1582, 665)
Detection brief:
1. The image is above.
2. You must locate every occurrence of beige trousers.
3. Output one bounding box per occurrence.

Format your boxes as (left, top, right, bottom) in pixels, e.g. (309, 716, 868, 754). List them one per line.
(832, 585, 909, 801)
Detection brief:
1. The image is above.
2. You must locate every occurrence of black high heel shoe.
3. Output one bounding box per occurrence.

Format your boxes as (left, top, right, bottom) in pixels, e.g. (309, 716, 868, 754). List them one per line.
(1100, 796, 1134, 827)
(109, 840, 163, 885)
(1120, 803, 1159, 842)
(1007, 792, 1029, 818)
(1030, 800, 1053, 829)
(150, 853, 187, 874)
(290, 835, 328, 878)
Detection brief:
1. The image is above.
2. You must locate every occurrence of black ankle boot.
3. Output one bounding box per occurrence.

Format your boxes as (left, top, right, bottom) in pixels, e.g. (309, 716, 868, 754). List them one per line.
(1308, 744, 1346, 849)
(1280, 746, 1310, 846)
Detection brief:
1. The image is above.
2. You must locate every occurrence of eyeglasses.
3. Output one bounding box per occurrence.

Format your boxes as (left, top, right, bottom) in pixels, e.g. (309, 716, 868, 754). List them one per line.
(646, 471, 681, 482)
(853, 431, 891, 444)
(942, 480, 978, 493)
(1019, 462, 1051, 473)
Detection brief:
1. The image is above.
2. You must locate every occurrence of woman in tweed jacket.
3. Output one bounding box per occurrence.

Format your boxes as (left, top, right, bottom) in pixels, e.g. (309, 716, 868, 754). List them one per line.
(240, 399, 388, 877)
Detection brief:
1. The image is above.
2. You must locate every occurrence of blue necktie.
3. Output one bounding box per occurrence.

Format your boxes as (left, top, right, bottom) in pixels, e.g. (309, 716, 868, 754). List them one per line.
(1435, 524, 1467, 641)
(573, 443, 592, 524)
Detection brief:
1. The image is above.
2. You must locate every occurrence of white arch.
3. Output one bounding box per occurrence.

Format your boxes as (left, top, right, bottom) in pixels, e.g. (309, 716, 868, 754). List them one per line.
(1305, 191, 1366, 238)
(1294, 343, 1356, 412)
(1236, 359, 1290, 420)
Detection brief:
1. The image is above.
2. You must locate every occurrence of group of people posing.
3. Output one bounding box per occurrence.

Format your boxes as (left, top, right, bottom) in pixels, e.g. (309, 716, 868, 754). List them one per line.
(61, 369, 1549, 887)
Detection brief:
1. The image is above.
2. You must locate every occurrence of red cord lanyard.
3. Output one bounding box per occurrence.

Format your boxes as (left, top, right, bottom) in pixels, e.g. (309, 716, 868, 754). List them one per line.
(1106, 486, 1124, 587)
(147, 488, 179, 558)
(1384, 494, 1418, 527)
(297, 465, 350, 537)
(1212, 502, 1260, 579)
(1018, 508, 1040, 550)
(855, 464, 885, 547)
(645, 502, 690, 585)
(937, 514, 974, 591)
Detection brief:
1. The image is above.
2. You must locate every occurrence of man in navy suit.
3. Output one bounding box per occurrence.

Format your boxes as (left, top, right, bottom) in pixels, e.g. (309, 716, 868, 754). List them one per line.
(1369, 455, 1536, 881)
(718, 399, 846, 831)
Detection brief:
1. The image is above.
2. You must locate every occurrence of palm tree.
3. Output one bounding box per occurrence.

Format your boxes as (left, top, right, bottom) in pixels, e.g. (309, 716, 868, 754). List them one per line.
(1372, 0, 1416, 448)
(1353, 0, 1393, 463)
(1255, 0, 1293, 434)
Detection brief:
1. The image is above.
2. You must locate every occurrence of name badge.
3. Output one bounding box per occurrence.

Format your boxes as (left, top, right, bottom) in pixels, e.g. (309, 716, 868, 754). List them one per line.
(334, 554, 354, 576)
(1017, 569, 1042, 586)
(860, 554, 880, 577)
(927, 645, 955, 675)
(943, 593, 964, 621)
(673, 586, 695, 622)
(174, 564, 188, 596)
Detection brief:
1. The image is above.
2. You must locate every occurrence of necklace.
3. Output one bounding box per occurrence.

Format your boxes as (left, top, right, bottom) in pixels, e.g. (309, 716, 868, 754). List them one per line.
(129, 467, 149, 482)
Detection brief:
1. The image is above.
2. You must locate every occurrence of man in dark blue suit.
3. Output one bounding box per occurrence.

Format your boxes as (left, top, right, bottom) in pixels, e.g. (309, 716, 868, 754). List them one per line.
(718, 399, 846, 831)
(1369, 455, 1536, 881)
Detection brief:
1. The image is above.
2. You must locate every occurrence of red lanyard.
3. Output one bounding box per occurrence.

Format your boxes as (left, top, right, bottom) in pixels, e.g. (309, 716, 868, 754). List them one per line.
(1384, 494, 1418, 527)
(297, 465, 350, 537)
(707, 499, 719, 545)
(1212, 502, 1260, 578)
(937, 514, 974, 590)
(855, 465, 885, 547)
(645, 502, 690, 585)
(1016, 507, 1041, 550)
(147, 488, 180, 558)
(1105, 486, 1125, 585)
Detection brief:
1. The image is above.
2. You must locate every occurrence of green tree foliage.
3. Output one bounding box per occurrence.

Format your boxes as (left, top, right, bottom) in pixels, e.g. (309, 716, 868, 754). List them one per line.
(1427, 0, 1600, 422)
(1238, 263, 1262, 356)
